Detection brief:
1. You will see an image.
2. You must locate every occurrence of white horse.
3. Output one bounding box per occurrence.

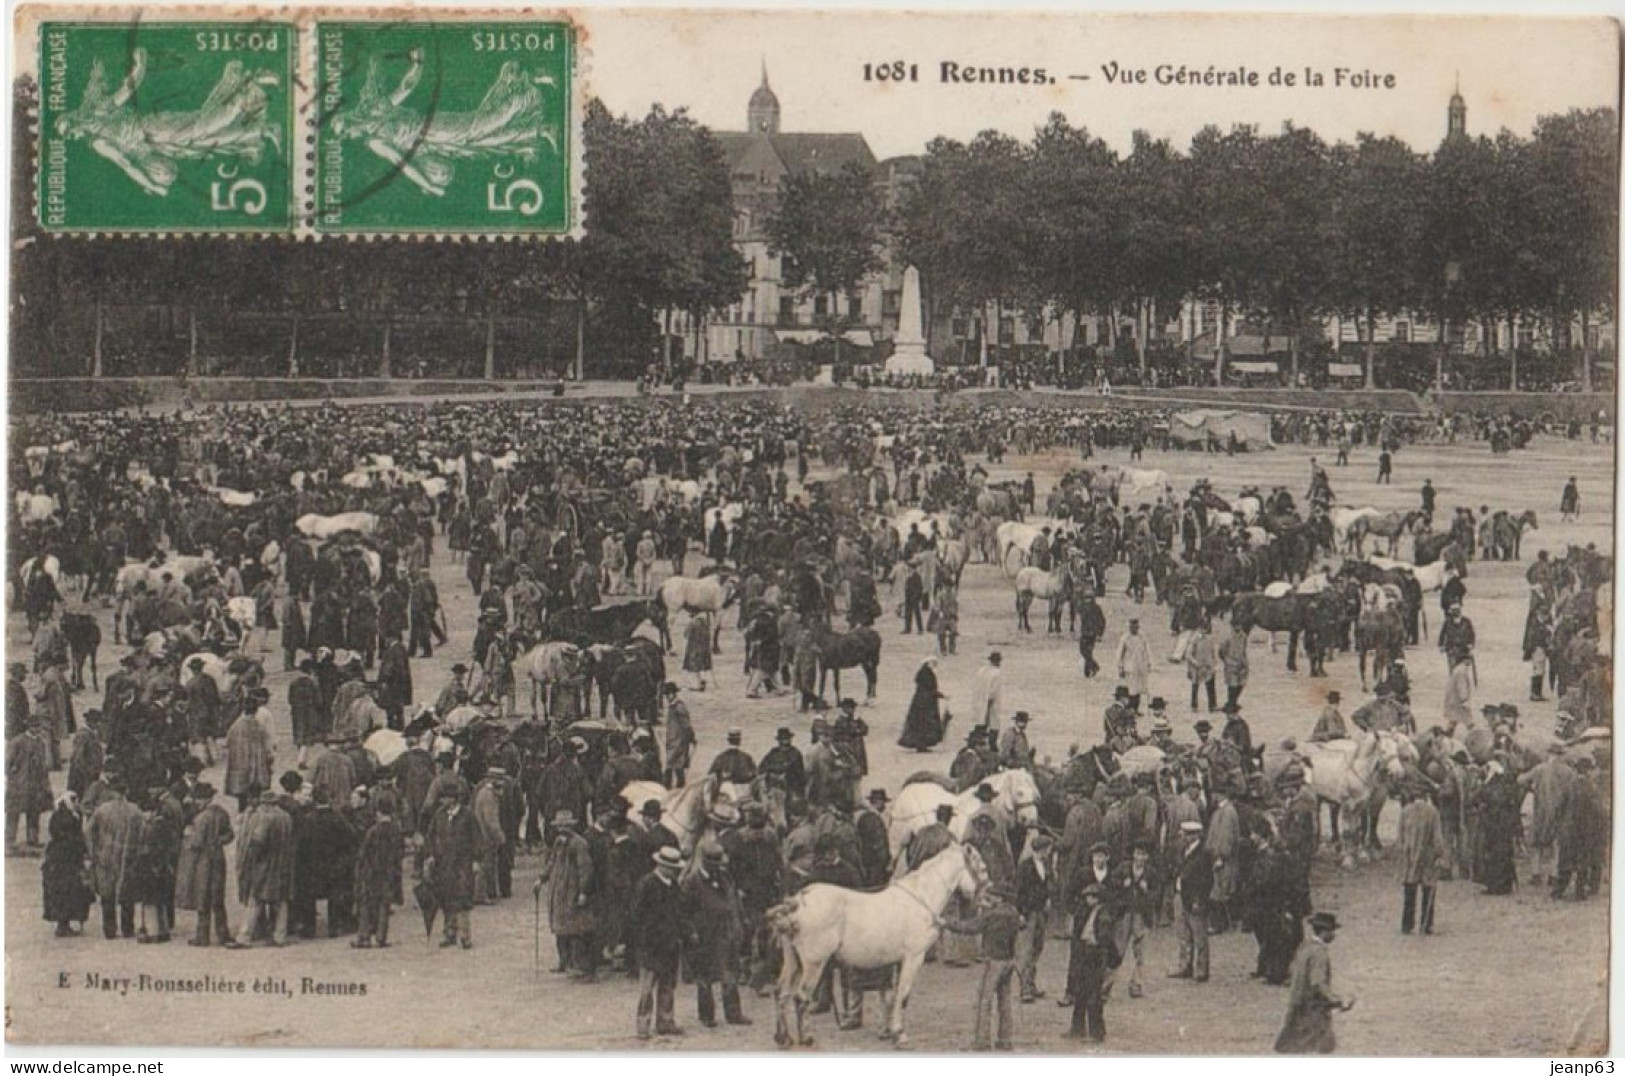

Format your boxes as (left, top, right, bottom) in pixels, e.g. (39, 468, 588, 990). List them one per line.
(296, 512, 379, 539)
(1013, 559, 1072, 633)
(1265, 730, 1414, 867)
(520, 640, 586, 717)
(995, 520, 1045, 575)
(885, 768, 1042, 857)
(769, 842, 987, 1048)
(655, 574, 738, 652)
(1368, 556, 1456, 593)
(1330, 506, 1381, 553)
(1120, 468, 1171, 504)
(620, 775, 721, 855)
(1117, 744, 1166, 780)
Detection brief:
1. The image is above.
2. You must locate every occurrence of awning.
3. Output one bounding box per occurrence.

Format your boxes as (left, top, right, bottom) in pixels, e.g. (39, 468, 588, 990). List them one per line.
(1327, 362, 1363, 378)
(1230, 361, 1278, 375)
(773, 329, 875, 346)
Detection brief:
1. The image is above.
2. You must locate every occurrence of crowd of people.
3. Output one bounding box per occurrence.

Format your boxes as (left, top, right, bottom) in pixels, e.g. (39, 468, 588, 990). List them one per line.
(5, 388, 1613, 1052)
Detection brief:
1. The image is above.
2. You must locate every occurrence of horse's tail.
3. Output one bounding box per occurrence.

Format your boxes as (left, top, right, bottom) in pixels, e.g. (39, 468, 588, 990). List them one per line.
(765, 898, 802, 943)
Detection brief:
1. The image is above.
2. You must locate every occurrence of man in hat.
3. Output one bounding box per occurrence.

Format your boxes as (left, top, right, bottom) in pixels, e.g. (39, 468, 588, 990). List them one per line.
(1207, 783, 1243, 932)
(1311, 692, 1347, 743)
(435, 664, 471, 718)
(475, 761, 521, 900)
(1193, 719, 1237, 797)
(1110, 839, 1160, 998)
(538, 809, 597, 976)
(1066, 883, 1116, 1042)
(663, 683, 697, 787)
(310, 734, 358, 810)
(1218, 623, 1249, 711)
(66, 709, 104, 799)
(1517, 744, 1577, 886)
(639, 800, 682, 859)
(351, 795, 403, 949)
(536, 737, 591, 844)
(287, 658, 324, 769)
(409, 568, 444, 657)
(998, 712, 1034, 772)
(1274, 911, 1353, 1054)
(1170, 819, 1213, 981)
(759, 728, 807, 803)
(1552, 754, 1609, 901)
(182, 656, 223, 767)
(1115, 618, 1152, 712)
(989, 818, 1042, 1003)
(224, 691, 275, 814)
(1439, 602, 1476, 670)
(939, 883, 1024, 1050)
(708, 728, 758, 784)
(632, 846, 687, 1038)
(681, 843, 751, 1027)
(951, 726, 993, 792)
(376, 635, 413, 732)
(1221, 702, 1255, 775)
(1075, 592, 1107, 679)
(856, 789, 892, 887)
(227, 789, 295, 949)
(1137, 699, 1174, 747)
(7, 662, 31, 743)
(175, 783, 233, 947)
(424, 783, 480, 949)
(970, 652, 1005, 734)
(1103, 686, 1133, 746)
(724, 803, 784, 994)
(6, 719, 53, 853)
(1397, 783, 1445, 935)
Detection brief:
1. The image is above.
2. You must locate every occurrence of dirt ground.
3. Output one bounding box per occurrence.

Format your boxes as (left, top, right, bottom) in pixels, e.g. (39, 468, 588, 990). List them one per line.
(4, 427, 1612, 1054)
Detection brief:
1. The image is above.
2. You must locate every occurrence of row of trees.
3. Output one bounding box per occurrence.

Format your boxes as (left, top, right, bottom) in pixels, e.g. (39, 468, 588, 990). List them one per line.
(12, 80, 747, 377)
(767, 109, 1617, 389)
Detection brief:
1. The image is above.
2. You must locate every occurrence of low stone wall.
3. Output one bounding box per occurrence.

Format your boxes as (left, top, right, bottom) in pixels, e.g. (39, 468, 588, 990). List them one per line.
(1434, 392, 1615, 424)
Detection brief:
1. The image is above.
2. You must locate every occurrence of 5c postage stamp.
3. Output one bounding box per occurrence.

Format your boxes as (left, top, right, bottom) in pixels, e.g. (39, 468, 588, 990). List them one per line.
(38, 20, 296, 232)
(315, 20, 574, 233)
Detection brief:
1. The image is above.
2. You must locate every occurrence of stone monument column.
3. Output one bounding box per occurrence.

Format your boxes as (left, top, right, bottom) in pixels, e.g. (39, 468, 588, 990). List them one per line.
(884, 265, 935, 377)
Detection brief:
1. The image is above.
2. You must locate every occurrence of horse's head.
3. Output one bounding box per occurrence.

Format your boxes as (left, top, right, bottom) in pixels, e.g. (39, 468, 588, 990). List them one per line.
(1000, 769, 1043, 827)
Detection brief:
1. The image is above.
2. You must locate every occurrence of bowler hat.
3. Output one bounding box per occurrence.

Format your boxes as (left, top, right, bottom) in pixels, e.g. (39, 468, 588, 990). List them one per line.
(867, 788, 889, 806)
(974, 783, 996, 801)
(1326, 691, 1341, 703)
(641, 799, 663, 818)
(1194, 719, 1213, 733)
(776, 727, 794, 741)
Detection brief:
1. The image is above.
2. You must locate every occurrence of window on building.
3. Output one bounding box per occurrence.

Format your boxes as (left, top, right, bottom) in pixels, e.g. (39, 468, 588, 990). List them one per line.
(951, 317, 969, 339)
(1517, 323, 1534, 349)
(1586, 325, 1601, 351)
(1446, 322, 1466, 347)
(814, 294, 829, 317)
(848, 294, 863, 320)
(882, 289, 900, 316)
(779, 297, 795, 325)
(1554, 322, 1572, 352)
(1394, 321, 1410, 343)
(1027, 320, 1044, 344)
(999, 317, 1015, 346)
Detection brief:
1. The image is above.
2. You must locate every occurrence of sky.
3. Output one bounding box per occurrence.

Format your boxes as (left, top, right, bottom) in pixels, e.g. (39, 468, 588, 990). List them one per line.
(580, 10, 1621, 158)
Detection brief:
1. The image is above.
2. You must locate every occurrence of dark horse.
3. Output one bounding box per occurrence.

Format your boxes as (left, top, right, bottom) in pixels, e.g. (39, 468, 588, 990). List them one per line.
(1229, 592, 1342, 673)
(813, 624, 882, 703)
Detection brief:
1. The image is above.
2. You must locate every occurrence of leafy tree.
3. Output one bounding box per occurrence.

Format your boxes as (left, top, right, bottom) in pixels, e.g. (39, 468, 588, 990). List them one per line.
(1328, 134, 1426, 387)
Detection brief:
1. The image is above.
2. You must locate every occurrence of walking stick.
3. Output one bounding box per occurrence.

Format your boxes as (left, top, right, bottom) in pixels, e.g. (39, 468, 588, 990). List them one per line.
(1468, 654, 1478, 687)
(533, 878, 542, 980)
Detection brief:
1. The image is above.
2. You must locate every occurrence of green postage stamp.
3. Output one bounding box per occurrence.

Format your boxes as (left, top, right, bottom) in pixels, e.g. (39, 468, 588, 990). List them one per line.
(38, 21, 296, 231)
(315, 21, 574, 234)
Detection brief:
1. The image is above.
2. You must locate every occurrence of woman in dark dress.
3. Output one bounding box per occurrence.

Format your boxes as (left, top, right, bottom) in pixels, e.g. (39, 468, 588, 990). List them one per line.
(1475, 761, 1522, 895)
(899, 658, 946, 751)
(42, 792, 93, 937)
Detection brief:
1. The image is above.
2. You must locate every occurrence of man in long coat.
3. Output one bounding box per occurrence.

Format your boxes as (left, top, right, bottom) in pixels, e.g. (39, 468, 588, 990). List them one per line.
(1219, 625, 1250, 709)
(1115, 619, 1153, 710)
(1206, 787, 1242, 932)
(287, 660, 324, 770)
(86, 781, 143, 939)
(424, 784, 481, 948)
(1274, 912, 1353, 1054)
(970, 652, 1005, 733)
(663, 685, 697, 787)
(377, 638, 413, 731)
(1517, 748, 1577, 886)
(352, 796, 404, 948)
(228, 789, 295, 948)
(1398, 785, 1446, 935)
(632, 847, 687, 1038)
(681, 844, 751, 1027)
(223, 693, 275, 813)
(538, 810, 597, 975)
(37, 659, 75, 770)
(175, 783, 234, 946)
(7, 723, 53, 851)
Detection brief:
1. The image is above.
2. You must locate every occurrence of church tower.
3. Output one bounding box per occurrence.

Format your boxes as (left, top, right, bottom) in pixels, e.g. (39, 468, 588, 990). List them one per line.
(1447, 75, 1467, 141)
(748, 63, 781, 134)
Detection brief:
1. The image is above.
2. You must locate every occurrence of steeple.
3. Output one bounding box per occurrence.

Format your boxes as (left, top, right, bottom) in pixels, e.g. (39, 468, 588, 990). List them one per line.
(748, 61, 781, 134)
(1447, 74, 1467, 141)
